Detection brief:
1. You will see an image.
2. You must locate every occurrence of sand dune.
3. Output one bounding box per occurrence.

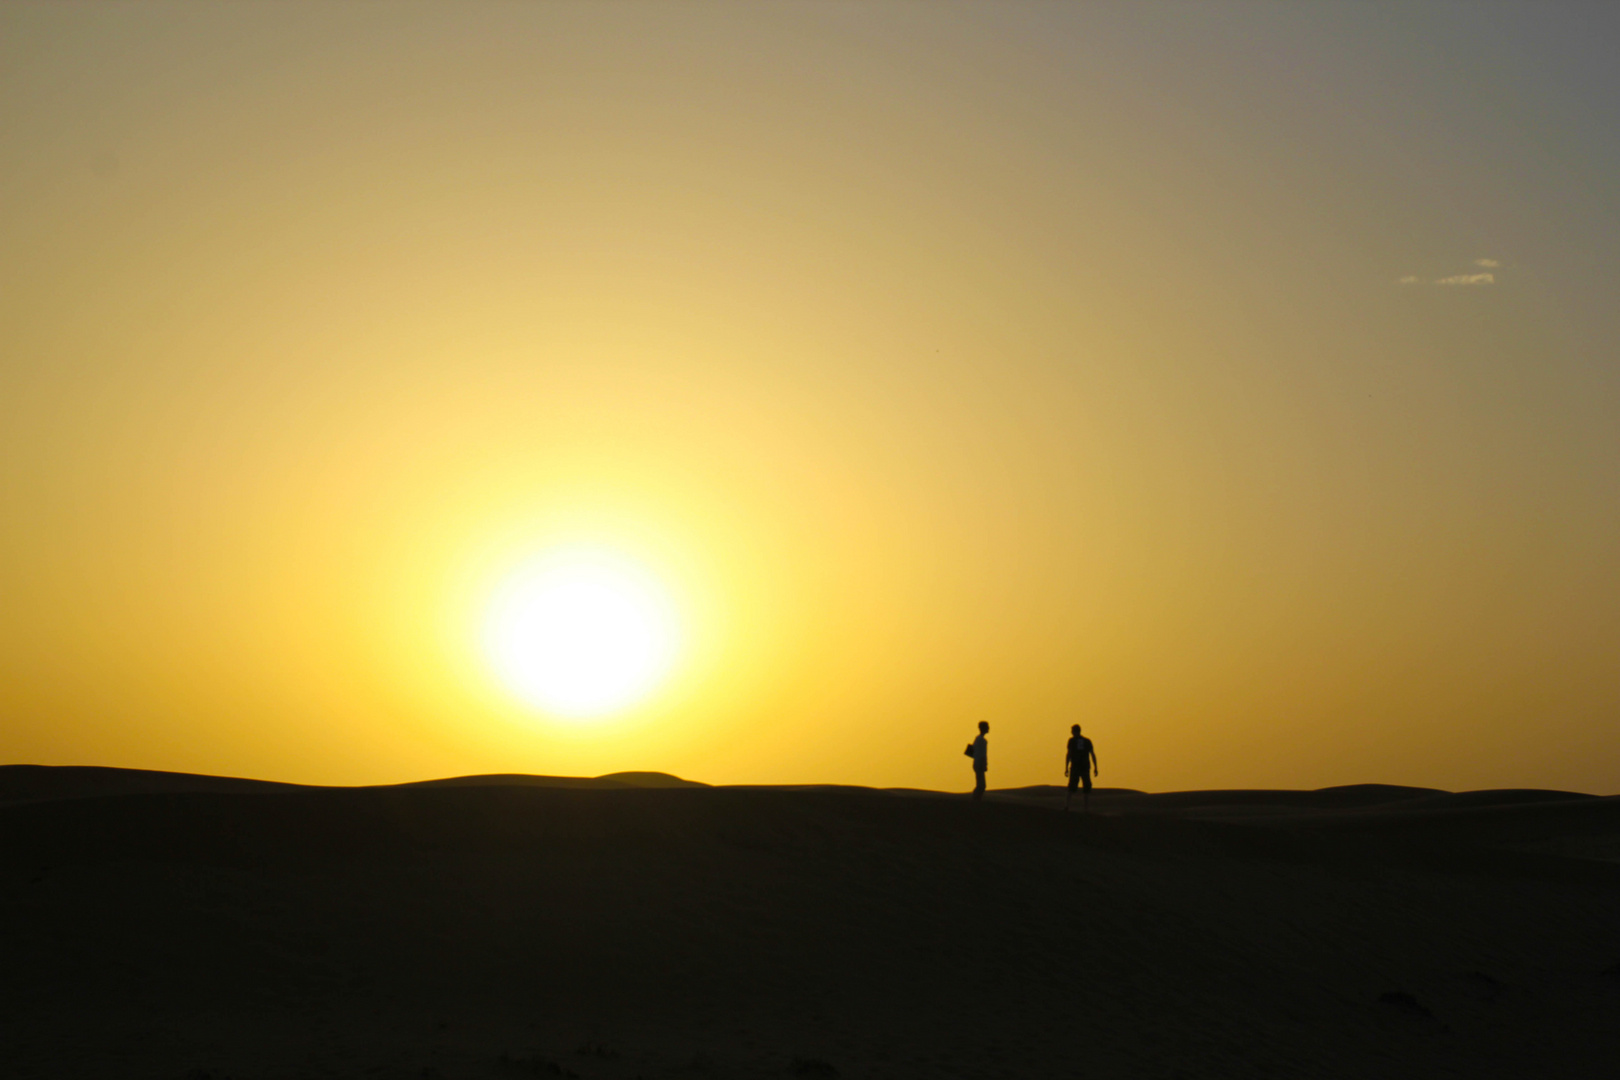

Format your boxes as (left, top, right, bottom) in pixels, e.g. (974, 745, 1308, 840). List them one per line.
(2, 767, 1617, 1078)
(1004, 783, 1620, 849)
(0, 764, 309, 805)
(395, 772, 707, 792)
(0, 765, 702, 806)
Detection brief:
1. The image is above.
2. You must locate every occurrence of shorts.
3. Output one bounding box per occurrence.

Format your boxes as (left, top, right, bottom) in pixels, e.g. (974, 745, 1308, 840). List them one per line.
(1068, 768, 1091, 791)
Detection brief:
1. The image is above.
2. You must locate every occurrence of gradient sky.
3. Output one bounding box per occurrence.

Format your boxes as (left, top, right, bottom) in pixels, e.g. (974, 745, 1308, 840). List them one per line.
(3, 2, 1618, 793)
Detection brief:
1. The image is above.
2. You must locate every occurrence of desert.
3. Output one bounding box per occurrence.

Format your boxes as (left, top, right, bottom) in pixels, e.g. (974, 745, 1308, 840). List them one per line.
(8, 4, 1620, 1077)
(3, 766, 1617, 1079)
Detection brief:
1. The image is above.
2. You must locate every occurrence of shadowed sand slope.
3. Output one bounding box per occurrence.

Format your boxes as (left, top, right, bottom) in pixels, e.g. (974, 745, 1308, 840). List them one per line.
(0, 765, 701, 806)
(0, 764, 310, 805)
(2, 775, 1618, 1079)
(1006, 782, 1620, 865)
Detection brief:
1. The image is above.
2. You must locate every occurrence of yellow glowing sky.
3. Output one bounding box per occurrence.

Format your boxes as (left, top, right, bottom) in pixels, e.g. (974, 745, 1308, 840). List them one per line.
(3, 3, 1618, 793)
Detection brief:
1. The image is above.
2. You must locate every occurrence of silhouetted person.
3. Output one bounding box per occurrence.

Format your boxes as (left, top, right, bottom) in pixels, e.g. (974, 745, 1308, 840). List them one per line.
(965, 721, 989, 799)
(1065, 724, 1098, 812)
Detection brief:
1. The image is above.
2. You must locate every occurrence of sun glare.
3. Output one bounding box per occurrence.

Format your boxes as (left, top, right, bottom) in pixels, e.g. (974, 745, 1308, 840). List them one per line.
(483, 549, 680, 719)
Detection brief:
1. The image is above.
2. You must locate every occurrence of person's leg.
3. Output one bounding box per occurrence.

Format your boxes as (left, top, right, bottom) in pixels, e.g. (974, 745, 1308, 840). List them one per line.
(1082, 772, 1092, 813)
(974, 769, 986, 799)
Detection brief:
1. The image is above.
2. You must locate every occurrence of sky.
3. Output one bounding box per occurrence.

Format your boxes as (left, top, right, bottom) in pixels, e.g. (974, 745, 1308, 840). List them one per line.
(3, 2, 1618, 794)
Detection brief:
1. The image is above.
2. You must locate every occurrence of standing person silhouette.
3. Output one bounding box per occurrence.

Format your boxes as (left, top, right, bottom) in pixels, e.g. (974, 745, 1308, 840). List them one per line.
(1065, 724, 1098, 812)
(965, 721, 989, 800)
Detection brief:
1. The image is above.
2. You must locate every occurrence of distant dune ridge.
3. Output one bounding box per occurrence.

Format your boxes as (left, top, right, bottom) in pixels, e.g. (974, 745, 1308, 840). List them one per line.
(2, 767, 1618, 1078)
(398, 771, 708, 791)
(0, 764, 704, 806)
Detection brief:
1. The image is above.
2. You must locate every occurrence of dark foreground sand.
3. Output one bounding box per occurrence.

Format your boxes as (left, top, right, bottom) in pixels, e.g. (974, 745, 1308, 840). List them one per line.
(2, 767, 1617, 1079)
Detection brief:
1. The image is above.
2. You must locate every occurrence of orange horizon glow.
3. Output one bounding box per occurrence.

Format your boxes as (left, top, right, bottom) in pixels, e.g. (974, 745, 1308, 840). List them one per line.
(2, 3, 1617, 795)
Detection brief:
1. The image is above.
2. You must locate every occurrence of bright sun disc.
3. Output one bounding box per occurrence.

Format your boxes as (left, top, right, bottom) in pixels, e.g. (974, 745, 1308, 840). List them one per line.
(484, 550, 680, 718)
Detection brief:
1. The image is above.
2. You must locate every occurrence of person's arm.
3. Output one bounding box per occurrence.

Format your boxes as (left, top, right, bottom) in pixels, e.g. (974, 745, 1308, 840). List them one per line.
(1063, 748, 1070, 776)
(1091, 746, 1100, 776)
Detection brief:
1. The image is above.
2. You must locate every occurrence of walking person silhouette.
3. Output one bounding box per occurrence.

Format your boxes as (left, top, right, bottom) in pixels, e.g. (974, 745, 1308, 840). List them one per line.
(1065, 724, 1098, 812)
(965, 721, 989, 800)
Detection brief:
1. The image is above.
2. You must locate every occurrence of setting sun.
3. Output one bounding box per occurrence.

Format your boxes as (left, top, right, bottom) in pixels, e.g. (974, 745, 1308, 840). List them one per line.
(482, 549, 680, 719)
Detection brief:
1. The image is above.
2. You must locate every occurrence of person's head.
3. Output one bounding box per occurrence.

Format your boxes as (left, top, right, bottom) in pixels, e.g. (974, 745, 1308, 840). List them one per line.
(978, 721, 989, 734)
(1071, 724, 1081, 735)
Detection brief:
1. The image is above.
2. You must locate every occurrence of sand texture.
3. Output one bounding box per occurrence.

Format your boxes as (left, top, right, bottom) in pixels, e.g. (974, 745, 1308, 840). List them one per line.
(2, 767, 1617, 1079)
